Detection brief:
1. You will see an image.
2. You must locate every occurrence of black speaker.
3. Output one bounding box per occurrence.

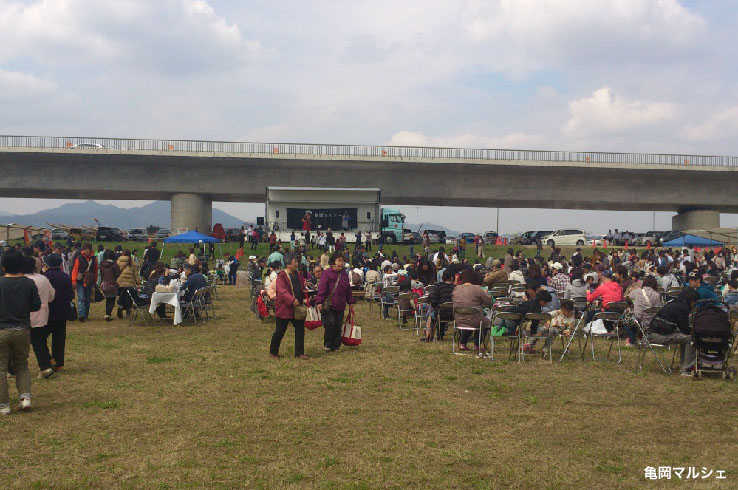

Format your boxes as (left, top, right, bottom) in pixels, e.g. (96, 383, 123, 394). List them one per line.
(256, 217, 264, 226)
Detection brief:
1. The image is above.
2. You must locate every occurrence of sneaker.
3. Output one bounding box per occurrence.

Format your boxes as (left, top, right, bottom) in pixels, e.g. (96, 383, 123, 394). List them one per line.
(323, 346, 332, 351)
(38, 368, 54, 379)
(681, 371, 694, 377)
(0, 405, 10, 416)
(104, 315, 112, 322)
(79, 317, 86, 323)
(19, 398, 31, 411)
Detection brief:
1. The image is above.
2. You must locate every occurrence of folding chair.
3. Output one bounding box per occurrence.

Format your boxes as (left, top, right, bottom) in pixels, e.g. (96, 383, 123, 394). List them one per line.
(584, 310, 623, 363)
(397, 292, 419, 329)
(519, 312, 553, 362)
(415, 296, 431, 336)
(730, 309, 738, 355)
(127, 289, 153, 327)
(365, 281, 381, 313)
(207, 275, 220, 300)
(204, 286, 216, 320)
(452, 306, 483, 355)
(634, 305, 675, 375)
(181, 288, 206, 325)
(664, 287, 683, 302)
(436, 302, 454, 341)
(491, 311, 522, 361)
(380, 285, 400, 320)
(704, 276, 719, 287)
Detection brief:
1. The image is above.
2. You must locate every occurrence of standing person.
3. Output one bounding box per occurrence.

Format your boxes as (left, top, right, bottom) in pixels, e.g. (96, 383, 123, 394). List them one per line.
(355, 230, 362, 250)
(326, 229, 335, 253)
(116, 250, 139, 318)
(365, 231, 372, 252)
(239, 226, 246, 250)
(269, 253, 308, 359)
(42, 253, 73, 373)
(23, 257, 56, 378)
(315, 252, 356, 352)
(71, 243, 97, 322)
(250, 226, 259, 251)
(341, 211, 350, 231)
(99, 250, 121, 321)
(302, 211, 312, 248)
(0, 249, 41, 415)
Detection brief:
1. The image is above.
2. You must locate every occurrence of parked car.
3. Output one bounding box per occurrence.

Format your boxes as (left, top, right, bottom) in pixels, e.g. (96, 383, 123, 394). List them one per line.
(403, 231, 421, 244)
(420, 231, 442, 244)
(541, 229, 587, 247)
(588, 234, 606, 246)
(635, 231, 668, 247)
(459, 232, 476, 243)
(510, 230, 553, 245)
(128, 228, 149, 241)
(483, 231, 498, 244)
(51, 228, 69, 240)
(96, 227, 126, 242)
(154, 228, 171, 239)
(659, 231, 685, 246)
(445, 236, 458, 245)
(225, 228, 241, 242)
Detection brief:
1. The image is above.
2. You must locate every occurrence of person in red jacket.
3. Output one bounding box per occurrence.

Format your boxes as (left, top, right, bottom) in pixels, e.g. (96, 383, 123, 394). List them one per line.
(270, 253, 308, 359)
(585, 269, 623, 331)
(70, 243, 98, 322)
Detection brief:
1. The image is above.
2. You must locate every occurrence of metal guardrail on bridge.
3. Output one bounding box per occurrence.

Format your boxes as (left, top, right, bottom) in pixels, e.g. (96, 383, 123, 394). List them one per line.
(1, 134, 737, 168)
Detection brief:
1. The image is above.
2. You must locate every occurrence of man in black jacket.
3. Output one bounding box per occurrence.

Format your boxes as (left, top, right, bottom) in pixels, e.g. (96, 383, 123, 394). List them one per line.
(423, 269, 455, 341)
(647, 288, 699, 375)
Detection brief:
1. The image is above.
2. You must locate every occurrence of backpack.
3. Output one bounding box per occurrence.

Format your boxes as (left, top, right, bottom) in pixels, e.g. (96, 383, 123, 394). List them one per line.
(692, 305, 731, 339)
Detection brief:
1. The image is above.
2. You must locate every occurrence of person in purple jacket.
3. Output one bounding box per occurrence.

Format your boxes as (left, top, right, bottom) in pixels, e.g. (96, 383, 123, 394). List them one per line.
(42, 253, 74, 372)
(315, 252, 355, 352)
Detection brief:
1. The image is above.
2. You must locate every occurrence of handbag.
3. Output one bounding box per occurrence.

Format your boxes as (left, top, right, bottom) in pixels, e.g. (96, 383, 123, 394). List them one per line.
(341, 310, 362, 346)
(284, 271, 307, 321)
(94, 286, 104, 303)
(68, 301, 78, 321)
(305, 302, 322, 330)
(101, 280, 118, 295)
(323, 274, 342, 311)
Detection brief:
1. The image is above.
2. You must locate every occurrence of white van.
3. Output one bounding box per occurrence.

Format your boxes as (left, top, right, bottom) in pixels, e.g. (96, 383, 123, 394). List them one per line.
(541, 229, 587, 247)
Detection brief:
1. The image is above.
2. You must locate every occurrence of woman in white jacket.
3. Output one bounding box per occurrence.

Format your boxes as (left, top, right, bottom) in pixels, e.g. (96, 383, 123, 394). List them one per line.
(23, 256, 56, 378)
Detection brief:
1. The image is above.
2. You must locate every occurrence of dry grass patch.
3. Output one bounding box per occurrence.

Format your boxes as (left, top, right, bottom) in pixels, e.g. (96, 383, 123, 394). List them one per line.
(1, 285, 736, 489)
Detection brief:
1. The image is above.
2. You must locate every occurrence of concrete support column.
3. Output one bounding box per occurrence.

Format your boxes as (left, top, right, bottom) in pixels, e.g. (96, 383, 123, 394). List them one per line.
(171, 193, 212, 234)
(672, 208, 720, 231)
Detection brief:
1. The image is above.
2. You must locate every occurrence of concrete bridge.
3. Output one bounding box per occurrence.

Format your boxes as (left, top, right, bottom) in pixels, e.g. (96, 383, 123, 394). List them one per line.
(2, 135, 738, 233)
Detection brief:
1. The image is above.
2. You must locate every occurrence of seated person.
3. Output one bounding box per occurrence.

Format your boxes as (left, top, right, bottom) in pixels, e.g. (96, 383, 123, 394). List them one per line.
(539, 299, 576, 355)
(139, 263, 168, 318)
(647, 288, 699, 375)
(452, 269, 493, 352)
(626, 275, 662, 346)
(687, 270, 719, 306)
(585, 269, 623, 329)
(425, 269, 455, 341)
(482, 260, 508, 287)
(517, 289, 552, 354)
(181, 264, 208, 303)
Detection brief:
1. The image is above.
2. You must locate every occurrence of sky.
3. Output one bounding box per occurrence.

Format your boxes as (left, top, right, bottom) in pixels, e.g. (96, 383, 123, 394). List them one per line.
(1, 0, 737, 234)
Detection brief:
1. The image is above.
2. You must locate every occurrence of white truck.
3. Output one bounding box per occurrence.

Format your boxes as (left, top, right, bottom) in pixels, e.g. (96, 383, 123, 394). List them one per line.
(265, 187, 405, 244)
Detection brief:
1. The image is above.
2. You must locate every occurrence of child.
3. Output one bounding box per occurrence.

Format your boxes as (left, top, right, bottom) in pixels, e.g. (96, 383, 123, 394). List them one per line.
(540, 299, 577, 355)
(0, 249, 42, 415)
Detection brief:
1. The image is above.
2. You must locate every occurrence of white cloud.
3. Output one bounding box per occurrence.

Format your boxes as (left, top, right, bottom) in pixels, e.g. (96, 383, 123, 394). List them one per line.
(681, 105, 738, 143)
(0, 0, 262, 74)
(562, 87, 678, 138)
(0, 69, 55, 98)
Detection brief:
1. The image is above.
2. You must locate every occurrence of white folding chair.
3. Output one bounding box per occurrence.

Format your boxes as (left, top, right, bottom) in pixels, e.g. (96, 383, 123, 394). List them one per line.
(452, 306, 483, 355)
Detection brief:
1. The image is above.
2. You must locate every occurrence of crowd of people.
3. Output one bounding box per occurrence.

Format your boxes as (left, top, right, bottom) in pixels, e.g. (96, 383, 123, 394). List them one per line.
(249, 239, 738, 374)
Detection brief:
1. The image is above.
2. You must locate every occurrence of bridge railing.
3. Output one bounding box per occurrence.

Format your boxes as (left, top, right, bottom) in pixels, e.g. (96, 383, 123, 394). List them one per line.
(1, 135, 737, 167)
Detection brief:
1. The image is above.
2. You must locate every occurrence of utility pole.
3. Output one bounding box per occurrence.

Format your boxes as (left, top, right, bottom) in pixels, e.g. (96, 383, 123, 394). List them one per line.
(496, 208, 500, 236)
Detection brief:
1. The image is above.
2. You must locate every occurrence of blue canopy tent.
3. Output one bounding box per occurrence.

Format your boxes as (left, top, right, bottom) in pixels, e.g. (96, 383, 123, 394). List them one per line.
(163, 230, 223, 266)
(163, 230, 221, 244)
(663, 234, 724, 248)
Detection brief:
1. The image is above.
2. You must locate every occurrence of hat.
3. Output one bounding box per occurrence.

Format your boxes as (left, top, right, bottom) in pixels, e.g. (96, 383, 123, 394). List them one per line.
(552, 262, 563, 270)
(248, 256, 256, 260)
(392, 263, 399, 271)
(688, 271, 701, 281)
(43, 253, 63, 268)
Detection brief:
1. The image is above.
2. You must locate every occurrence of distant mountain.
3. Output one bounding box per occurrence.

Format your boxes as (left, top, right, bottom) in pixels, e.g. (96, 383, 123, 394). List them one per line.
(0, 200, 245, 229)
(405, 222, 461, 236)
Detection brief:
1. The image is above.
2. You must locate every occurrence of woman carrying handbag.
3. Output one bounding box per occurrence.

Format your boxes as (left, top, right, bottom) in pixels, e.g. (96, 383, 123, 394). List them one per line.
(270, 253, 309, 359)
(315, 252, 355, 352)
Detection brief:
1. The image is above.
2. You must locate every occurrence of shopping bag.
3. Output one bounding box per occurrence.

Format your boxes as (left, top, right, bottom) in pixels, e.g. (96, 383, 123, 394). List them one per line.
(305, 305, 322, 330)
(583, 319, 607, 334)
(341, 310, 362, 346)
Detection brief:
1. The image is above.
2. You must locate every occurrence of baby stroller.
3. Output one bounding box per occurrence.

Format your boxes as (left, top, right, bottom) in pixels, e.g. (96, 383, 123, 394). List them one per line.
(691, 303, 736, 380)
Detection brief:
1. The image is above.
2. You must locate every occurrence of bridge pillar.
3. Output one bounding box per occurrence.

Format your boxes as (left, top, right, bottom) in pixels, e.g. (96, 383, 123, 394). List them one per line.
(171, 193, 212, 234)
(672, 208, 720, 231)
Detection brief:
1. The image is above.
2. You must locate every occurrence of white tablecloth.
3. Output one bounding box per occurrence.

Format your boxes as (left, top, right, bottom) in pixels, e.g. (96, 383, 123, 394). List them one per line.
(149, 291, 184, 325)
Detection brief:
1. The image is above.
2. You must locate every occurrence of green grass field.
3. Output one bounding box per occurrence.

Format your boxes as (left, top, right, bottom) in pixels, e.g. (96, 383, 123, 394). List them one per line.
(2, 283, 736, 489)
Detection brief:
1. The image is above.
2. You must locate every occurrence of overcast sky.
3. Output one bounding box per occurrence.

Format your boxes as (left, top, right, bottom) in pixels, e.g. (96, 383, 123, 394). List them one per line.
(1, 0, 737, 234)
